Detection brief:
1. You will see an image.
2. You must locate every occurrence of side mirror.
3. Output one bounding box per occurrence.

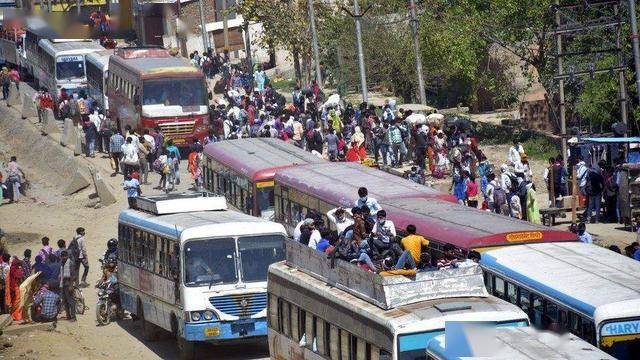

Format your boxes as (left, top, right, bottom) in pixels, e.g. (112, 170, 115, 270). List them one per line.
(208, 92, 213, 100)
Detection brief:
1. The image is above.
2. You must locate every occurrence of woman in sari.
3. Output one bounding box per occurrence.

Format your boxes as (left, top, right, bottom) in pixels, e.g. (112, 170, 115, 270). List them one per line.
(187, 150, 202, 191)
(5, 257, 23, 321)
(526, 183, 542, 224)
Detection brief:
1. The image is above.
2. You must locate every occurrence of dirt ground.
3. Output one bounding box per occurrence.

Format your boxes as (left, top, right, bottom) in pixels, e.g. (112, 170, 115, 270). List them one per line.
(0, 90, 269, 359)
(0, 84, 635, 359)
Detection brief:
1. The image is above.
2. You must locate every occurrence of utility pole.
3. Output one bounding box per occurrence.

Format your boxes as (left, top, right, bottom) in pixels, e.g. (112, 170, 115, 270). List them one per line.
(198, 0, 209, 52)
(353, 0, 368, 102)
(308, 0, 323, 87)
(139, 2, 146, 45)
(222, 0, 229, 50)
(244, 20, 253, 76)
(77, 0, 81, 16)
(615, 3, 628, 127)
(47, 0, 51, 12)
(630, 0, 640, 104)
(409, 0, 426, 105)
(555, 0, 568, 168)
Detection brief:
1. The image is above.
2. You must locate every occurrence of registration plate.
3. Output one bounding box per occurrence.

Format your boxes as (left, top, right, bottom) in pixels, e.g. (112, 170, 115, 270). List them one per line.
(172, 138, 186, 144)
(204, 327, 220, 337)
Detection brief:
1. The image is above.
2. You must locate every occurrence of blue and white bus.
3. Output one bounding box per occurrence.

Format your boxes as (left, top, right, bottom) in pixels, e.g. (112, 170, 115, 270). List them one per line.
(481, 242, 640, 360)
(117, 193, 286, 359)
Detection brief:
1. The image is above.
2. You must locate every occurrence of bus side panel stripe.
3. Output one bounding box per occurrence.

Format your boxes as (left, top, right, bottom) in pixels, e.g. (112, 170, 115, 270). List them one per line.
(481, 253, 596, 316)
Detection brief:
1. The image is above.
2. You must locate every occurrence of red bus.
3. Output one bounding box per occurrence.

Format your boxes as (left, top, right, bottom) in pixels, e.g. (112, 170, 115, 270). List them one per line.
(273, 162, 457, 233)
(107, 47, 211, 147)
(202, 138, 325, 219)
(379, 197, 577, 254)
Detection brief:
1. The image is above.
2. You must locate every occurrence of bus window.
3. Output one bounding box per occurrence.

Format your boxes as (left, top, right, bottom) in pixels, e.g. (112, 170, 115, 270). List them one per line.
(494, 277, 506, 299)
(256, 185, 275, 220)
(545, 302, 559, 323)
(238, 235, 285, 283)
(532, 294, 544, 327)
(518, 288, 531, 314)
(568, 311, 581, 335)
(506, 282, 517, 305)
(183, 238, 237, 286)
(582, 319, 595, 344)
(484, 273, 493, 294)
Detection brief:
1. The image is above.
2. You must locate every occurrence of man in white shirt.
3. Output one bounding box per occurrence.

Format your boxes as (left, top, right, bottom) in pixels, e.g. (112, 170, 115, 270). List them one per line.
(355, 187, 382, 213)
(508, 140, 523, 165)
(370, 210, 402, 258)
(326, 207, 354, 236)
(293, 218, 314, 242)
(500, 164, 513, 191)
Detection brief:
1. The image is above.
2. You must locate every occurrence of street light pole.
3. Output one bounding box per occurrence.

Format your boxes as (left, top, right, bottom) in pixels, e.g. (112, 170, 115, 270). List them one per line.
(198, 0, 209, 52)
(308, 0, 323, 87)
(409, 0, 426, 105)
(353, 0, 368, 103)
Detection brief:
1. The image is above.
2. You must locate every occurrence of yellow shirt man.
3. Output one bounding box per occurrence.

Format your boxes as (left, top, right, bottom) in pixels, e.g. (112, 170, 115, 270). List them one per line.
(400, 234, 430, 263)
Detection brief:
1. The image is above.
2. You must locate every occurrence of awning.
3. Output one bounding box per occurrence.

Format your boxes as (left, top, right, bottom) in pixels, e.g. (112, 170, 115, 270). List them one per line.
(582, 137, 640, 144)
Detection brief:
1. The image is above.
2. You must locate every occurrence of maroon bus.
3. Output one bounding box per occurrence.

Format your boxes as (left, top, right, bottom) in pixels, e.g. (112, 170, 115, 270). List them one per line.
(202, 138, 325, 219)
(273, 162, 456, 233)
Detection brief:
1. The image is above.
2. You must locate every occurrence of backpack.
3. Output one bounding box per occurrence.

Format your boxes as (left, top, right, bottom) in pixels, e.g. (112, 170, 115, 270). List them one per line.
(68, 236, 81, 261)
(585, 171, 603, 196)
(306, 128, 315, 141)
(494, 187, 507, 207)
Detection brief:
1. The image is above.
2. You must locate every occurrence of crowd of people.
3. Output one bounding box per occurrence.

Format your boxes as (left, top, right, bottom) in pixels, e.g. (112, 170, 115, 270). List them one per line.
(0, 228, 92, 325)
(293, 187, 481, 274)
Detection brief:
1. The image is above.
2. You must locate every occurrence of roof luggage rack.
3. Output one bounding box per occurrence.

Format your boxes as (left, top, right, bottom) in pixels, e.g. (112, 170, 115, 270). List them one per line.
(114, 46, 171, 59)
(284, 240, 487, 310)
(134, 192, 227, 215)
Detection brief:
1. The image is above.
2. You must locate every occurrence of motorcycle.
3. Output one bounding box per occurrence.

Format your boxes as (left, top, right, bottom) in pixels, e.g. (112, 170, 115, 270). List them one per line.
(95, 280, 123, 325)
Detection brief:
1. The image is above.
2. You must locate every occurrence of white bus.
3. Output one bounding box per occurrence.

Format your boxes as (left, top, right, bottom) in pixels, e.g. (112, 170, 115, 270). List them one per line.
(481, 242, 640, 360)
(426, 326, 615, 359)
(117, 193, 286, 359)
(85, 49, 113, 113)
(35, 39, 104, 104)
(267, 241, 530, 360)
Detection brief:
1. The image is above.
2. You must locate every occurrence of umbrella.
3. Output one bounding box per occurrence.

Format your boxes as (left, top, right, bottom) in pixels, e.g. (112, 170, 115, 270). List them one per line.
(321, 94, 341, 110)
(406, 113, 427, 125)
(426, 113, 445, 127)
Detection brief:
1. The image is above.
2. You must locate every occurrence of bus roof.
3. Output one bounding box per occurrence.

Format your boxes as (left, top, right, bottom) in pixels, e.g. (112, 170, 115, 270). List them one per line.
(274, 162, 454, 208)
(427, 327, 614, 359)
(270, 261, 527, 343)
(110, 54, 202, 77)
(203, 138, 324, 182)
(118, 209, 286, 241)
(481, 242, 640, 320)
(379, 197, 577, 250)
(285, 239, 487, 309)
(25, 16, 59, 38)
(38, 39, 104, 57)
(86, 49, 114, 70)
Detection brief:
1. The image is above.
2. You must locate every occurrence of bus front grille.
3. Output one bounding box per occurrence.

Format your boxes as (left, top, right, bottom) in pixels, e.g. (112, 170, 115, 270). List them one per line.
(209, 293, 267, 318)
(158, 121, 195, 137)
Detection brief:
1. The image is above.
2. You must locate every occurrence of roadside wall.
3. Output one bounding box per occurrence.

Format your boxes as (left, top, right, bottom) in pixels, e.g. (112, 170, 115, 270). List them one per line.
(0, 105, 91, 195)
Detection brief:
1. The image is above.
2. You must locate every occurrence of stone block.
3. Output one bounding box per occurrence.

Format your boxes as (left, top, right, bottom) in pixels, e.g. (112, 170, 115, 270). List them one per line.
(6, 83, 20, 107)
(62, 168, 92, 195)
(21, 93, 38, 119)
(90, 168, 117, 206)
(74, 125, 84, 156)
(41, 108, 60, 135)
(60, 118, 76, 147)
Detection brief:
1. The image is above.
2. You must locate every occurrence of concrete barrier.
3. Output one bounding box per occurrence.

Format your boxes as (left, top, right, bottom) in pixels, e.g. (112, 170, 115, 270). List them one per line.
(41, 108, 59, 135)
(21, 93, 38, 119)
(89, 167, 117, 206)
(0, 106, 91, 194)
(60, 118, 75, 147)
(6, 83, 20, 107)
(74, 124, 84, 156)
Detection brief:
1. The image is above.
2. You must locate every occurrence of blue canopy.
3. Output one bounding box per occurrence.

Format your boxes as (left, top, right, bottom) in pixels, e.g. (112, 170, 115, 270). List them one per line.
(582, 137, 640, 143)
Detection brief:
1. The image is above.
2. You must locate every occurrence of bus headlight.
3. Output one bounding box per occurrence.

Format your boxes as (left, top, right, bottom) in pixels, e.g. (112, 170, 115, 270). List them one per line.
(190, 312, 202, 322)
(203, 310, 216, 321)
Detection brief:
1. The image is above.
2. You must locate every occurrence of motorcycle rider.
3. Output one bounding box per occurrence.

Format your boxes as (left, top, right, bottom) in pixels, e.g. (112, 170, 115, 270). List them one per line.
(102, 238, 118, 264)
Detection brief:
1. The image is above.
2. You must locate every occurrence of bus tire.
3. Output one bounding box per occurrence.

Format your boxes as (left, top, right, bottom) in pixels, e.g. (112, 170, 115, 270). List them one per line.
(139, 299, 159, 341)
(177, 337, 195, 360)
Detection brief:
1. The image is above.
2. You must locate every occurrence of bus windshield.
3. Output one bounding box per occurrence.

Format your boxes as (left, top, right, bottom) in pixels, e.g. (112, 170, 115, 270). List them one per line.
(184, 238, 238, 286)
(238, 235, 284, 282)
(256, 186, 275, 220)
(142, 77, 207, 107)
(600, 318, 640, 360)
(56, 56, 85, 80)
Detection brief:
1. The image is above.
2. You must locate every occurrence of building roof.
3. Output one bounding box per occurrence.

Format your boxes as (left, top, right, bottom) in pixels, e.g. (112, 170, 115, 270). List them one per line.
(203, 138, 325, 181)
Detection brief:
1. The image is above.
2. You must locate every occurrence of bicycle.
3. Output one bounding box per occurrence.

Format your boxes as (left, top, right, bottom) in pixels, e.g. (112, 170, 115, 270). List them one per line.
(73, 285, 88, 315)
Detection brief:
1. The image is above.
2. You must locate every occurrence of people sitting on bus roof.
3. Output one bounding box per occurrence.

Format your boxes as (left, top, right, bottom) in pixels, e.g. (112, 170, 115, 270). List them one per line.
(326, 207, 354, 236)
(355, 187, 382, 214)
(391, 224, 430, 271)
(370, 210, 402, 259)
